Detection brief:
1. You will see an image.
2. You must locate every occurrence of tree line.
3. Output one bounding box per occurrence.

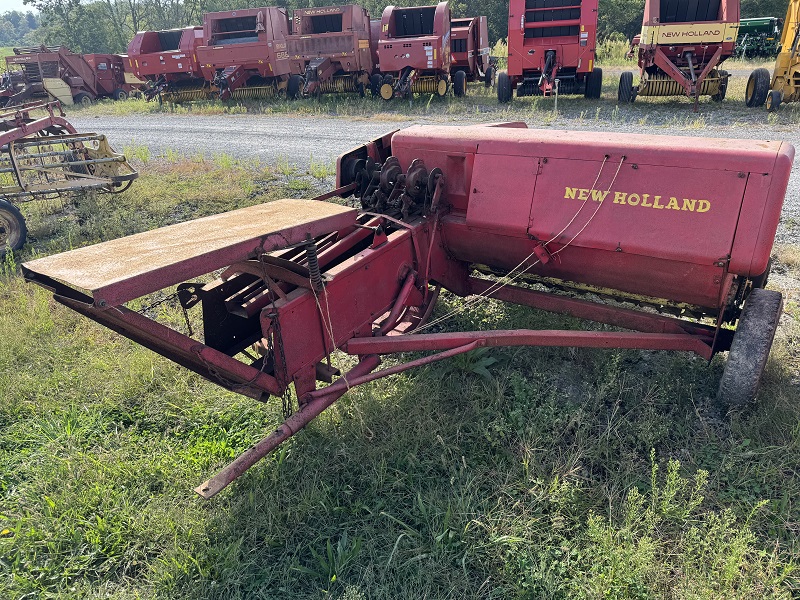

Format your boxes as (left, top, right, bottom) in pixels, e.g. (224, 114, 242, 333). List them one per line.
(4, 0, 792, 56)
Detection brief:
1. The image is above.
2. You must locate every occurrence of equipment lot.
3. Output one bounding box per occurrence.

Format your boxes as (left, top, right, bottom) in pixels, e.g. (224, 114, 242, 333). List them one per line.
(3, 80, 800, 598)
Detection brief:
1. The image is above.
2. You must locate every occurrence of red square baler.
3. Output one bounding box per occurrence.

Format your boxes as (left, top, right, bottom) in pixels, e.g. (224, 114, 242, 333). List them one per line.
(23, 124, 794, 498)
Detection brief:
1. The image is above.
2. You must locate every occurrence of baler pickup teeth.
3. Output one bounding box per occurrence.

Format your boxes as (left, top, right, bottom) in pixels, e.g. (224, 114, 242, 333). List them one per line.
(22, 199, 357, 308)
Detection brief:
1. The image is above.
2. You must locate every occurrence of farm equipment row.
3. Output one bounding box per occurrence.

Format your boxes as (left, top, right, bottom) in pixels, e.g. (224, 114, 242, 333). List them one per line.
(22, 122, 793, 498)
(0, 101, 138, 255)
(0, 47, 141, 108)
(126, 3, 492, 103)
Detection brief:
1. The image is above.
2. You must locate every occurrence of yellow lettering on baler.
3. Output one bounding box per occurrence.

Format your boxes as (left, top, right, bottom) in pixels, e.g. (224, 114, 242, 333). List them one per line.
(562, 187, 712, 213)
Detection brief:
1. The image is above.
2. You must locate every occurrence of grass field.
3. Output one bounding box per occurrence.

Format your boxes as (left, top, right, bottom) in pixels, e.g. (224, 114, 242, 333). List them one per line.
(1, 150, 799, 599)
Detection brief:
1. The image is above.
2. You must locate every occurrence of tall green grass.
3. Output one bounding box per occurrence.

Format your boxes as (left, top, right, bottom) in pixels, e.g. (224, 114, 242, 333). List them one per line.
(0, 154, 799, 598)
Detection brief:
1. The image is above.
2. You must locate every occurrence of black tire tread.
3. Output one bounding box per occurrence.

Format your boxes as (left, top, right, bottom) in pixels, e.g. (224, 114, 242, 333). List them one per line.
(717, 288, 783, 409)
(585, 67, 603, 99)
(0, 199, 27, 255)
(497, 71, 512, 103)
(453, 70, 466, 97)
(745, 68, 771, 107)
(618, 72, 634, 103)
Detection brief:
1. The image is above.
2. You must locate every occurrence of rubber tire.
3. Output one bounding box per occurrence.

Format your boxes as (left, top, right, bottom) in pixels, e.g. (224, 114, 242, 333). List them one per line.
(0, 199, 27, 256)
(618, 72, 634, 103)
(484, 66, 495, 88)
(497, 71, 512, 103)
(717, 288, 783, 410)
(73, 92, 92, 107)
(357, 82, 365, 98)
(287, 74, 304, 100)
(370, 74, 382, 97)
(711, 77, 727, 102)
(745, 68, 770, 107)
(766, 89, 781, 112)
(584, 67, 603, 99)
(112, 88, 128, 101)
(453, 70, 466, 97)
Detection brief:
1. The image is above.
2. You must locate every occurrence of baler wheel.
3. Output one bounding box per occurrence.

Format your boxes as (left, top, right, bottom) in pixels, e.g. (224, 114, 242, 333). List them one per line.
(766, 90, 781, 112)
(585, 67, 603, 99)
(618, 72, 635, 103)
(497, 71, 512, 103)
(745, 68, 771, 107)
(485, 66, 495, 88)
(0, 199, 27, 256)
(73, 92, 93, 107)
(453, 70, 466, 97)
(287, 75, 304, 100)
(370, 74, 382, 96)
(711, 78, 727, 102)
(380, 83, 394, 101)
(112, 88, 129, 101)
(717, 288, 783, 410)
(436, 79, 447, 96)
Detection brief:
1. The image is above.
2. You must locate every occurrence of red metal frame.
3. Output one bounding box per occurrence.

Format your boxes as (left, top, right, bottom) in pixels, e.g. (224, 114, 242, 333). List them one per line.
(0, 101, 76, 146)
(23, 123, 794, 498)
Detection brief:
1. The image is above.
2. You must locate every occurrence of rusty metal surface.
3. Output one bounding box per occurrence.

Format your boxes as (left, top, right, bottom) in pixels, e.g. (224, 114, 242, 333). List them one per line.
(23, 199, 356, 307)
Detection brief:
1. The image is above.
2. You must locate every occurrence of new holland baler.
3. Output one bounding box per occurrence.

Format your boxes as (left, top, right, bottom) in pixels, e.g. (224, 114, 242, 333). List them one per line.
(23, 124, 793, 498)
(285, 5, 374, 99)
(196, 7, 292, 100)
(376, 2, 452, 100)
(499, 0, 602, 101)
(126, 26, 206, 102)
(620, 0, 739, 106)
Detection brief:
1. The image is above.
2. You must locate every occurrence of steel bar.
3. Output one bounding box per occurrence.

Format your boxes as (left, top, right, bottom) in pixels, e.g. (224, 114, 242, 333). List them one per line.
(343, 329, 713, 359)
(194, 354, 382, 499)
(308, 341, 482, 402)
(467, 277, 718, 341)
(54, 294, 282, 398)
(378, 270, 418, 334)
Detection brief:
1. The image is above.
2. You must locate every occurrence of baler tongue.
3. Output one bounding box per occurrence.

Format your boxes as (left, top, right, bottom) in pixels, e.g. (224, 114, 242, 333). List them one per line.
(22, 199, 357, 307)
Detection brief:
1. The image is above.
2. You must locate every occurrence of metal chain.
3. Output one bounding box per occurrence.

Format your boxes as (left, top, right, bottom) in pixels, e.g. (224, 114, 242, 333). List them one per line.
(137, 291, 193, 337)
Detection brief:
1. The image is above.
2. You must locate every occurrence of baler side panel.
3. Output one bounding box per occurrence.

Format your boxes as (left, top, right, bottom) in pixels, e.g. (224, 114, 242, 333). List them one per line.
(440, 220, 727, 308)
(466, 153, 539, 235)
(729, 143, 795, 276)
(527, 158, 746, 265)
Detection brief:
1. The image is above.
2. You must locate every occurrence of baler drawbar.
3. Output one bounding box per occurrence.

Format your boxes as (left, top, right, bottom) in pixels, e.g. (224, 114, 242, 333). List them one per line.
(23, 124, 793, 498)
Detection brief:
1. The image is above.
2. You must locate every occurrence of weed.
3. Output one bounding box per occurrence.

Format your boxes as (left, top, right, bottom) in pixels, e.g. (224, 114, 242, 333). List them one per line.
(295, 533, 362, 593)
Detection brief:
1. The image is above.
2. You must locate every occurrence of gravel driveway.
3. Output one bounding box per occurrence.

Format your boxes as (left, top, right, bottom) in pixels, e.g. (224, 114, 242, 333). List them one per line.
(68, 112, 800, 242)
